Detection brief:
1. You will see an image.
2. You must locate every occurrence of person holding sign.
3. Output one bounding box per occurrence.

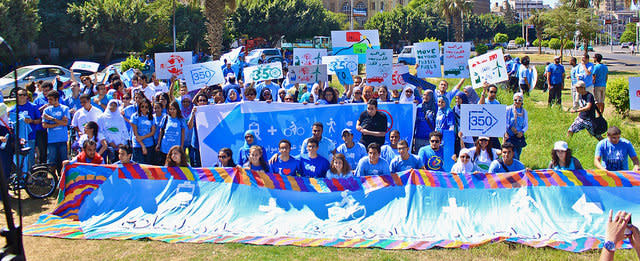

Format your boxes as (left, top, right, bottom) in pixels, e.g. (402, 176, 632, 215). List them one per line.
(479, 83, 501, 105)
(504, 93, 528, 160)
(413, 90, 437, 153)
(356, 99, 388, 148)
(435, 96, 455, 132)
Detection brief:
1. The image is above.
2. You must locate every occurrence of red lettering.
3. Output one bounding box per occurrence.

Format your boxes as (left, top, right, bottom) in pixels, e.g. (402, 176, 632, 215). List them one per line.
(346, 32, 361, 42)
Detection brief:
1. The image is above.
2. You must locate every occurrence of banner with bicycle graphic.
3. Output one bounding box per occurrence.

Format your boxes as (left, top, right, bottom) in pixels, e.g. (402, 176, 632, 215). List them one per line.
(243, 62, 283, 84)
(194, 102, 416, 167)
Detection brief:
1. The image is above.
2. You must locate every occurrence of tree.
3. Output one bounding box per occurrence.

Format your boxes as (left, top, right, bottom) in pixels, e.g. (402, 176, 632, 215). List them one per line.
(365, 6, 446, 46)
(436, 0, 472, 42)
(145, 0, 208, 54)
(515, 37, 525, 45)
(494, 33, 508, 44)
(620, 23, 636, 43)
(0, 0, 40, 59)
(548, 38, 562, 55)
(204, 0, 236, 60)
(544, 5, 576, 61)
(575, 8, 601, 56)
(37, 0, 82, 55)
(67, 0, 150, 64)
(527, 10, 546, 54)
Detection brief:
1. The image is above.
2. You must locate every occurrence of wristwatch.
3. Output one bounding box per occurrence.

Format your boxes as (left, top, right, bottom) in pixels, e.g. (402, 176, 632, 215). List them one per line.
(603, 240, 616, 251)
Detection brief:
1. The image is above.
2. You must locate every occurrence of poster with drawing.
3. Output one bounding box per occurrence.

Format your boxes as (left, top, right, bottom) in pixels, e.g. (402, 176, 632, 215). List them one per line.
(155, 51, 194, 79)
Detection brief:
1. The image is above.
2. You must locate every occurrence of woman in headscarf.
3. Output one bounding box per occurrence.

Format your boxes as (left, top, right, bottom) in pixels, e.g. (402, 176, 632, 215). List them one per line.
(258, 88, 274, 102)
(349, 86, 364, 103)
(453, 91, 474, 151)
(181, 95, 194, 165)
(97, 99, 129, 163)
(225, 89, 241, 103)
(399, 86, 416, 104)
(413, 89, 437, 153)
(463, 86, 480, 104)
(317, 87, 338, 104)
(450, 148, 477, 174)
(435, 96, 455, 132)
(237, 130, 266, 166)
(505, 92, 528, 160)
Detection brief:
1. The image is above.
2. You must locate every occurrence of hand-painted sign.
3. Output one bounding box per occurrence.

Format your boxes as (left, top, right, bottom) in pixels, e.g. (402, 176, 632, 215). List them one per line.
(70, 61, 100, 73)
(390, 64, 409, 90)
(293, 48, 327, 66)
(288, 65, 328, 84)
(443, 42, 471, 78)
(331, 30, 381, 64)
(468, 49, 508, 88)
(630, 77, 640, 110)
(415, 42, 441, 78)
(365, 49, 393, 87)
(183, 61, 225, 92)
(155, 51, 194, 79)
(243, 62, 283, 84)
(322, 55, 359, 75)
(335, 68, 353, 85)
(460, 104, 507, 137)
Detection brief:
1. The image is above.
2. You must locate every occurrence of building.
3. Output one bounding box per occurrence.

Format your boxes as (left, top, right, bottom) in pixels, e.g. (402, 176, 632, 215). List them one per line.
(472, 0, 492, 15)
(507, 0, 549, 21)
(598, 0, 627, 12)
(322, 0, 410, 27)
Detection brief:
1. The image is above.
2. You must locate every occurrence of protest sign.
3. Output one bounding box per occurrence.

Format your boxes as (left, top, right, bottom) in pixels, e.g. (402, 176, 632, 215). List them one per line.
(415, 42, 441, 78)
(468, 49, 508, 88)
(243, 62, 283, 84)
(443, 42, 471, 78)
(335, 68, 353, 85)
(322, 55, 359, 75)
(365, 49, 393, 87)
(390, 64, 409, 90)
(155, 51, 193, 79)
(293, 48, 327, 66)
(70, 61, 100, 73)
(331, 30, 381, 64)
(288, 65, 328, 84)
(183, 61, 225, 92)
(220, 47, 243, 64)
(630, 77, 640, 110)
(459, 104, 507, 137)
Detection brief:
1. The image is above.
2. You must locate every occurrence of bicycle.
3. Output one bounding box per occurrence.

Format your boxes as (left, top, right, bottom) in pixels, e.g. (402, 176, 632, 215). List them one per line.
(8, 146, 58, 199)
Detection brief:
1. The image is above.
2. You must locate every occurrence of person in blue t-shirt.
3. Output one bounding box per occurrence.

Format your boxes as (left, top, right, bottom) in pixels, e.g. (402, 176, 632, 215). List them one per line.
(569, 57, 580, 110)
(91, 83, 110, 111)
(10, 88, 41, 168)
(479, 83, 501, 105)
(300, 122, 335, 160)
(380, 130, 400, 164)
(156, 101, 186, 161)
(326, 153, 353, 179)
(389, 140, 424, 173)
(594, 126, 640, 171)
(244, 145, 270, 172)
(488, 142, 528, 173)
(592, 53, 609, 113)
(187, 94, 209, 167)
(270, 139, 301, 176)
(298, 139, 330, 178)
(41, 90, 70, 172)
(255, 79, 280, 100)
(355, 142, 390, 176)
(518, 56, 534, 95)
(575, 54, 594, 92)
(418, 131, 445, 171)
(130, 98, 156, 164)
(336, 128, 367, 170)
(545, 56, 565, 106)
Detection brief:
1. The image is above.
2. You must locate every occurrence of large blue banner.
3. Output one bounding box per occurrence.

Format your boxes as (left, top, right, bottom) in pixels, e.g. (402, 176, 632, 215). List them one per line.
(195, 102, 416, 167)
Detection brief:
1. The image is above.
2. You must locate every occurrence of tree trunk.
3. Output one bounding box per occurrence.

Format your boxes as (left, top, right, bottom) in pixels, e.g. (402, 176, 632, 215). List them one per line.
(104, 43, 115, 65)
(204, 0, 224, 60)
(583, 38, 589, 57)
(559, 37, 565, 63)
(453, 16, 463, 42)
(537, 31, 542, 54)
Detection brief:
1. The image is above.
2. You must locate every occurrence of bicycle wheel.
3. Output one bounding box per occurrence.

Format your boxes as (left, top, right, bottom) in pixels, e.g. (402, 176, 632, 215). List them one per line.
(24, 165, 58, 199)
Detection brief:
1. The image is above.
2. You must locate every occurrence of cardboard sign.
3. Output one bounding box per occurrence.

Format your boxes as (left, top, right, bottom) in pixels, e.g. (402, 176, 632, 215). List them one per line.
(460, 104, 507, 137)
(70, 61, 100, 73)
(443, 42, 471, 78)
(293, 48, 327, 66)
(183, 61, 225, 92)
(365, 49, 393, 87)
(335, 68, 353, 85)
(331, 30, 381, 64)
(415, 42, 441, 78)
(390, 64, 409, 90)
(288, 65, 328, 84)
(155, 51, 193, 79)
(468, 49, 508, 88)
(630, 77, 640, 110)
(322, 55, 359, 75)
(243, 62, 283, 84)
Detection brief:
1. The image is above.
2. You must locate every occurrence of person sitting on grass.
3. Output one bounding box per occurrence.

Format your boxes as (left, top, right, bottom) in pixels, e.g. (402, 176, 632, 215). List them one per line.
(326, 153, 353, 179)
(548, 141, 583, 171)
(594, 126, 640, 172)
(488, 142, 528, 173)
(355, 143, 390, 177)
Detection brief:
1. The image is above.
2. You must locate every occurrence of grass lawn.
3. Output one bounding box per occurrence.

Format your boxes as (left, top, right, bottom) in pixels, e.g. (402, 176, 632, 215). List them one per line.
(3, 65, 640, 260)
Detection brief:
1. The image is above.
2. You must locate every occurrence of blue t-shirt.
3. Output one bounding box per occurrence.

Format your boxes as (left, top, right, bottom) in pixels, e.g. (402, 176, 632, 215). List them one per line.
(418, 146, 444, 171)
(183, 112, 193, 147)
(575, 62, 594, 88)
(326, 170, 354, 179)
(270, 156, 301, 176)
(64, 96, 82, 111)
(571, 66, 579, 86)
(123, 104, 138, 133)
(33, 94, 48, 110)
(518, 66, 534, 85)
(595, 138, 638, 171)
(189, 113, 199, 148)
(336, 142, 367, 170)
(380, 145, 399, 164)
(389, 154, 424, 173)
(300, 136, 335, 160)
(91, 94, 110, 110)
(9, 102, 41, 140)
(435, 110, 455, 132)
(43, 104, 70, 143)
(488, 159, 526, 173)
(153, 113, 166, 142)
(159, 116, 186, 153)
(298, 154, 330, 178)
(130, 112, 156, 148)
(355, 157, 390, 177)
(592, 63, 608, 87)
(255, 82, 280, 99)
(545, 63, 565, 85)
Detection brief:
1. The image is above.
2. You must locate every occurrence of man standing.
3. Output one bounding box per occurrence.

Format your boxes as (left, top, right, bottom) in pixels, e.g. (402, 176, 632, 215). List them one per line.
(71, 94, 102, 135)
(594, 126, 639, 171)
(389, 140, 424, 173)
(9, 88, 41, 167)
(133, 75, 155, 102)
(418, 131, 444, 171)
(569, 57, 580, 110)
(507, 56, 520, 92)
(355, 143, 390, 176)
(300, 122, 335, 160)
(336, 128, 367, 170)
(575, 54, 594, 94)
(568, 81, 602, 140)
(545, 56, 565, 106)
(488, 142, 527, 173)
(592, 53, 608, 113)
(42, 90, 70, 173)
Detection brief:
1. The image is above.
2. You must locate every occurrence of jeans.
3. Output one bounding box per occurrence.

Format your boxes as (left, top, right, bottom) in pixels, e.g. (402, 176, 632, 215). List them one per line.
(189, 147, 201, 167)
(133, 145, 154, 165)
(548, 83, 562, 106)
(47, 142, 67, 172)
(36, 130, 48, 163)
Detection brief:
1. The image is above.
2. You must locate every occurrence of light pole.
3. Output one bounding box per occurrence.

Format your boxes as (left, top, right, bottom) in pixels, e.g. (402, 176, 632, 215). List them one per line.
(350, 0, 354, 30)
(172, 0, 176, 52)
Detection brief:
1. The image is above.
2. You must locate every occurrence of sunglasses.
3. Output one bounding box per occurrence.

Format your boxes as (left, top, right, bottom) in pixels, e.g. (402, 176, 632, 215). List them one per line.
(430, 140, 441, 143)
(140, 106, 149, 109)
(489, 91, 497, 94)
(18, 93, 27, 97)
(198, 99, 208, 102)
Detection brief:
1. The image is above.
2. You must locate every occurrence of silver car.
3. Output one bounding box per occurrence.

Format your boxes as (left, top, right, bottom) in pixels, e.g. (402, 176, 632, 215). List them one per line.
(0, 65, 79, 98)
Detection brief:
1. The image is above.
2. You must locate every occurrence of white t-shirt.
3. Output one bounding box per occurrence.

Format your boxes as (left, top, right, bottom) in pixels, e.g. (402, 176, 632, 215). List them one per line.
(149, 81, 168, 94)
(467, 147, 500, 173)
(71, 106, 102, 132)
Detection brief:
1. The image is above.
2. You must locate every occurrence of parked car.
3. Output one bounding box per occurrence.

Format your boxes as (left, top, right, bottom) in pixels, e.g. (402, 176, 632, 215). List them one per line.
(579, 44, 594, 52)
(245, 48, 283, 65)
(397, 45, 416, 65)
(0, 65, 79, 98)
(507, 40, 518, 49)
(621, 42, 630, 49)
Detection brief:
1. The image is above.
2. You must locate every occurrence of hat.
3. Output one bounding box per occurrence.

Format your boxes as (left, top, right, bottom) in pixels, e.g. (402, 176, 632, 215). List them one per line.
(553, 141, 569, 151)
(554, 56, 561, 59)
(478, 136, 490, 140)
(341, 128, 353, 136)
(574, 80, 586, 89)
(227, 73, 235, 78)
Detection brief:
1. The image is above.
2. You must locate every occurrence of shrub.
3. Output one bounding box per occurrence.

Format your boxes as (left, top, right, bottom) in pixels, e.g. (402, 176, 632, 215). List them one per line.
(494, 33, 508, 44)
(548, 38, 562, 50)
(121, 55, 146, 72)
(476, 44, 488, 55)
(564, 40, 574, 49)
(542, 40, 549, 47)
(515, 37, 525, 45)
(534, 64, 546, 90)
(606, 77, 631, 116)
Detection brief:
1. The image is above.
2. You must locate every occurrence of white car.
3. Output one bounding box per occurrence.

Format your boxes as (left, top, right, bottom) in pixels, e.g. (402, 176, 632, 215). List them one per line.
(0, 65, 79, 98)
(245, 48, 283, 66)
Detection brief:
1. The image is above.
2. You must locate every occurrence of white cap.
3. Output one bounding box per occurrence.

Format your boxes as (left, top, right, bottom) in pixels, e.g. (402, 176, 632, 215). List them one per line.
(553, 141, 569, 151)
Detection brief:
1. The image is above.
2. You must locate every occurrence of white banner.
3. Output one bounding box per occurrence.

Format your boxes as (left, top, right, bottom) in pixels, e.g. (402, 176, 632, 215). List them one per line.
(365, 49, 393, 87)
(70, 61, 100, 73)
(330, 30, 381, 49)
(288, 65, 328, 84)
(243, 62, 283, 84)
(155, 51, 194, 79)
(390, 64, 409, 90)
(468, 49, 508, 88)
(415, 42, 441, 78)
(183, 61, 225, 92)
(322, 55, 359, 75)
(443, 42, 471, 78)
(293, 48, 327, 66)
(630, 77, 640, 110)
(460, 104, 507, 138)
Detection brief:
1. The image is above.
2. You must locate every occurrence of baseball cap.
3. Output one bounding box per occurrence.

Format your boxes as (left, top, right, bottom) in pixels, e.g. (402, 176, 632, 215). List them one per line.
(553, 141, 569, 151)
(478, 136, 490, 140)
(554, 56, 561, 59)
(341, 128, 353, 136)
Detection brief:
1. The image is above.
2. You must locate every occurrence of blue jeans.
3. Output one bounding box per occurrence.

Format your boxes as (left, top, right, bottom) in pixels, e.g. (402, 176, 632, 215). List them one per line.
(47, 142, 67, 172)
(133, 145, 154, 165)
(189, 147, 201, 167)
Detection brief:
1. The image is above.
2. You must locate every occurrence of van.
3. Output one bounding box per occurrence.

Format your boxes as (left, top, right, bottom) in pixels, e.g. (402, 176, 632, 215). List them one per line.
(245, 48, 284, 66)
(398, 46, 416, 65)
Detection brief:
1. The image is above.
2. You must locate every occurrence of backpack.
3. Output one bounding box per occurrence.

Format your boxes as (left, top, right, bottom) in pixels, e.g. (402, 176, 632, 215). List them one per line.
(592, 106, 608, 136)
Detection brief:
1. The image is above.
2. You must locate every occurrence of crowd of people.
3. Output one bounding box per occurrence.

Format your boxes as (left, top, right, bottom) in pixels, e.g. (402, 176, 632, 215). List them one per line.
(0, 50, 638, 181)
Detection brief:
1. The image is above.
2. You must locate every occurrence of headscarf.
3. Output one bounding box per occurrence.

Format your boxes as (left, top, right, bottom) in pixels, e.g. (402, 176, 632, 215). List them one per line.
(299, 92, 312, 103)
(399, 86, 415, 104)
(242, 130, 257, 150)
(436, 96, 450, 116)
(421, 89, 437, 115)
(181, 95, 193, 119)
(455, 91, 469, 107)
(464, 86, 479, 104)
(98, 100, 128, 145)
(451, 148, 475, 174)
(226, 89, 241, 103)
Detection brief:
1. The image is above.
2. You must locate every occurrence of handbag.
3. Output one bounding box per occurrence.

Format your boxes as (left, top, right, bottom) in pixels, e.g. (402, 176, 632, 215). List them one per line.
(592, 106, 608, 136)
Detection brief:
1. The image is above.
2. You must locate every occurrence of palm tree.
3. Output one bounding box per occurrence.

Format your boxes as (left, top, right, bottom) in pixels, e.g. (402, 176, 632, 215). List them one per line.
(527, 10, 546, 55)
(436, 0, 471, 42)
(204, 0, 236, 59)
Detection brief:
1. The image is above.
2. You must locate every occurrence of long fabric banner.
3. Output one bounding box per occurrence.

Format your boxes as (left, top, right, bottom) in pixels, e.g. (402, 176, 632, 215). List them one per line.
(195, 102, 416, 167)
(25, 163, 640, 252)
